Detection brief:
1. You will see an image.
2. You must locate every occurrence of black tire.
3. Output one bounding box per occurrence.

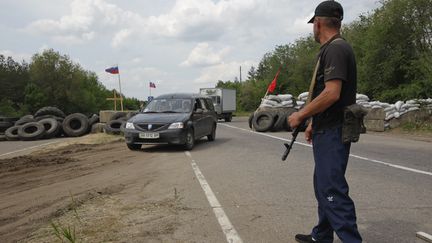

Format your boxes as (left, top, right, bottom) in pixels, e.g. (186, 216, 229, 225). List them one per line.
(18, 122, 46, 141)
(252, 111, 275, 132)
(88, 114, 100, 126)
(224, 113, 232, 122)
(35, 115, 64, 123)
(15, 116, 36, 126)
(38, 118, 61, 139)
(5, 126, 20, 140)
(127, 143, 141, 150)
(104, 119, 124, 135)
(20, 115, 34, 120)
(271, 112, 288, 132)
(184, 129, 195, 150)
(110, 112, 127, 121)
(207, 124, 216, 141)
(34, 106, 65, 118)
(62, 113, 89, 137)
(248, 113, 254, 129)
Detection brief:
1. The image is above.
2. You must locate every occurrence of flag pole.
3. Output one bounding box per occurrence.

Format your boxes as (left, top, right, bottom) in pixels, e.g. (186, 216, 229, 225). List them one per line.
(117, 64, 123, 111)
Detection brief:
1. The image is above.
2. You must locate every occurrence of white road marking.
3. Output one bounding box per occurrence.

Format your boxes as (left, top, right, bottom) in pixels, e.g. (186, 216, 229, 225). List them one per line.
(417, 231, 432, 243)
(185, 151, 243, 243)
(0, 141, 59, 157)
(220, 123, 432, 177)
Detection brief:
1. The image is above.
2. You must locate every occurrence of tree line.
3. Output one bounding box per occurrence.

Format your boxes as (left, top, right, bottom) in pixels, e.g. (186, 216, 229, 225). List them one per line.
(217, 0, 432, 112)
(1, 0, 430, 116)
(0, 49, 141, 117)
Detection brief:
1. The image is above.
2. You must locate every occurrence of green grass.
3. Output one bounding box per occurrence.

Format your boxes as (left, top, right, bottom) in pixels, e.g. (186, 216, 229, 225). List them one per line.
(50, 192, 81, 243)
(401, 121, 432, 133)
(51, 221, 76, 243)
(234, 110, 253, 117)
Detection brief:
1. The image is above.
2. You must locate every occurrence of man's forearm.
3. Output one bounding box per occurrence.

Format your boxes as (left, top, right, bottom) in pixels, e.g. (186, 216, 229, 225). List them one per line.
(297, 80, 341, 120)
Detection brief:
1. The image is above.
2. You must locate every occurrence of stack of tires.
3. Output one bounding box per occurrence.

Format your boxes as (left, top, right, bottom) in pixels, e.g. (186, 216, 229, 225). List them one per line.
(0, 116, 19, 141)
(249, 107, 296, 132)
(104, 111, 138, 135)
(1, 106, 100, 141)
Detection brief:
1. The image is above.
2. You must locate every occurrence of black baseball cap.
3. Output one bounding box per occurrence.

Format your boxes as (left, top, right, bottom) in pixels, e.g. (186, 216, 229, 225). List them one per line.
(308, 0, 344, 23)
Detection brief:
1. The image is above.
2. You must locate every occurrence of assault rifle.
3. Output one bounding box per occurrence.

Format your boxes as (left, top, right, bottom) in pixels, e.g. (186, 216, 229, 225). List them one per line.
(281, 120, 306, 161)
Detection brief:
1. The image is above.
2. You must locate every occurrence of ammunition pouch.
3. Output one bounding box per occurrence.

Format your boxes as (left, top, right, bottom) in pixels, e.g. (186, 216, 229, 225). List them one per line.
(342, 104, 368, 143)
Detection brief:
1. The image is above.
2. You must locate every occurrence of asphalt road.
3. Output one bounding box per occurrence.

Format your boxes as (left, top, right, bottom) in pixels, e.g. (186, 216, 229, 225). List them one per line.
(183, 118, 432, 242)
(1, 118, 431, 242)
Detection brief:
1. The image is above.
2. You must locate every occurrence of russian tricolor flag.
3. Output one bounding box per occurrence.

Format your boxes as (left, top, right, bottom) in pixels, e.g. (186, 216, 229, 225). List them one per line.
(105, 66, 119, 74)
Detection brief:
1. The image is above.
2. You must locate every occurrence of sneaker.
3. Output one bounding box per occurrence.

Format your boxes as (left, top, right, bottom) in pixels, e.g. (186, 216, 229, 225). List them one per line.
(295, 234, 316, 243)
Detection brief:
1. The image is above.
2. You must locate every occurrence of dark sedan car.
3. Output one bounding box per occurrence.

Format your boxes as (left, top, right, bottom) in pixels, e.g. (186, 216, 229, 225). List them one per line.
(124, 93, 217, 150)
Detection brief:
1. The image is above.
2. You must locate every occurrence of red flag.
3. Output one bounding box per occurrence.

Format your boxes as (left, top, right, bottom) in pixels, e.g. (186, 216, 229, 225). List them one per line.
(267, 69, 280, 93)
(149, 82, 156, 88)
(105, 66, 119, 74)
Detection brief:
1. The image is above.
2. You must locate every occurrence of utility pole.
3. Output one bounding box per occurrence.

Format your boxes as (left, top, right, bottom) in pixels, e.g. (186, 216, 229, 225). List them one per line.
(239, 66, 242, 82)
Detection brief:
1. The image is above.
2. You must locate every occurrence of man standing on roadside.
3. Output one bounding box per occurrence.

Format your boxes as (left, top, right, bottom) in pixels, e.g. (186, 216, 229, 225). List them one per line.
(288, 1, 362, 242)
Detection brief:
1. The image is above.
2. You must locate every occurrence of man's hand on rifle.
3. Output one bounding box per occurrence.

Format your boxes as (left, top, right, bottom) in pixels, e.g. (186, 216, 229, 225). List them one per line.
(288, 112, 313, 144)
(287, 111, 303, 128)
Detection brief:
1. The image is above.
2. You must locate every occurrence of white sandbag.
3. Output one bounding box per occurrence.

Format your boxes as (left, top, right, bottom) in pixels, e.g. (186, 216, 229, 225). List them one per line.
(395, 101, 404, 111)
(267, 95, 282, 103)
(356, 94, 369, 101)
(259, 104, 272, 108)
(372, 105, 382, 109)
(380, 102, 391, 108)
(369, 101, 382, 106)
(406, 99, 418, 105)
(394, 112, 400, 118)
(277, 94, 293, 101)
(262, 99, 279, 106)
(296, 101, 305, 106)
(408, 107, 420, 112)
(298, 92, 309, 100)
(402, 103, 420, 109)
(384, 105, 396, 112)
(385, 113, 395, 121)
(281, 100, 293, 106)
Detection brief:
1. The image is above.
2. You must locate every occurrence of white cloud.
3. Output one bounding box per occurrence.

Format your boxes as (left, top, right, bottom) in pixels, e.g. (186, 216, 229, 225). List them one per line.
(0, 50, 32, 62)
(111, 29, 133, 47)
(8, 0, 382, 100)
(193, 60, 258, 84)
(181, 43, 230, 67)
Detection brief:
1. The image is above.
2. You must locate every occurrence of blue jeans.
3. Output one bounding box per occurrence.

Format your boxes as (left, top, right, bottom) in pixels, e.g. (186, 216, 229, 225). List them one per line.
(310, 126, 362, 243)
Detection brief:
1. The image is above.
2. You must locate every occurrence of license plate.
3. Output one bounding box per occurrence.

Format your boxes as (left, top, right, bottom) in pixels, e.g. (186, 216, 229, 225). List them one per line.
(139, 132, 159, 139)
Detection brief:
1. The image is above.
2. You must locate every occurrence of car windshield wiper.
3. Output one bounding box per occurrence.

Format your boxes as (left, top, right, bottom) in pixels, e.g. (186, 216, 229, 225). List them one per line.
(143, 111, 159, 113)
(160, 111, 178, 113)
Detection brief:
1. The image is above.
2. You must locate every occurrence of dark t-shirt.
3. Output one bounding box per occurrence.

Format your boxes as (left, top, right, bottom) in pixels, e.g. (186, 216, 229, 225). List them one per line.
(312, 35, 357, 131)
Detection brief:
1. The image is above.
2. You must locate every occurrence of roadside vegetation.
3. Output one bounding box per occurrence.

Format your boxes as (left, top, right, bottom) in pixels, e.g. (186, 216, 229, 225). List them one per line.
(1, 0, 430, 118)
(217, 0, 432, 112)
(0, 50, 141, 117)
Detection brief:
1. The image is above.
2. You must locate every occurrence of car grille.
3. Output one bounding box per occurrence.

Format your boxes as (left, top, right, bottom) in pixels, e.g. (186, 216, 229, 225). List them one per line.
(135, 123, 168, 131)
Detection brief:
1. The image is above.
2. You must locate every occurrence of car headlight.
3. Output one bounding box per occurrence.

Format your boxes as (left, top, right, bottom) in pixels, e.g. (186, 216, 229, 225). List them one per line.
(168, 122, 184, 129)
(125, 122, 135, 129)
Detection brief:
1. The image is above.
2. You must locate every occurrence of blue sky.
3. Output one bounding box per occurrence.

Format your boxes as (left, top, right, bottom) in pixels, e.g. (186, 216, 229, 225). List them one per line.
(0, 0, 381, 100)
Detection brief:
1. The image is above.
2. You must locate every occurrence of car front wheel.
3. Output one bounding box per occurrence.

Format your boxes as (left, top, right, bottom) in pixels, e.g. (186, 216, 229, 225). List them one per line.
(207, 124, 216, 141)
(184, 129, 195, 150)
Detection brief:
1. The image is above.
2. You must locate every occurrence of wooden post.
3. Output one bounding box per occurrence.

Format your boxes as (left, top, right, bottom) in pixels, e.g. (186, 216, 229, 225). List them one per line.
(106, 90, 122, 111)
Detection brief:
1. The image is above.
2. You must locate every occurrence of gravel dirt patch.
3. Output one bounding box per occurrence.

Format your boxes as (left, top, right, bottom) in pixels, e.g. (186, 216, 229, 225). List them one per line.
(0, 134, 201, 243)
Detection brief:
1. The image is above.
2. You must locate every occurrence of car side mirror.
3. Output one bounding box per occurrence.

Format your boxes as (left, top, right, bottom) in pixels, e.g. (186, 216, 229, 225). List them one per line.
(194, 108, 203, 114)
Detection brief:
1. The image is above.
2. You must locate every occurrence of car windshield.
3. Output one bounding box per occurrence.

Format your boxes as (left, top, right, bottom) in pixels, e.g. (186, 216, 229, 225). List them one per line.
(143, 98, 192, 113)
